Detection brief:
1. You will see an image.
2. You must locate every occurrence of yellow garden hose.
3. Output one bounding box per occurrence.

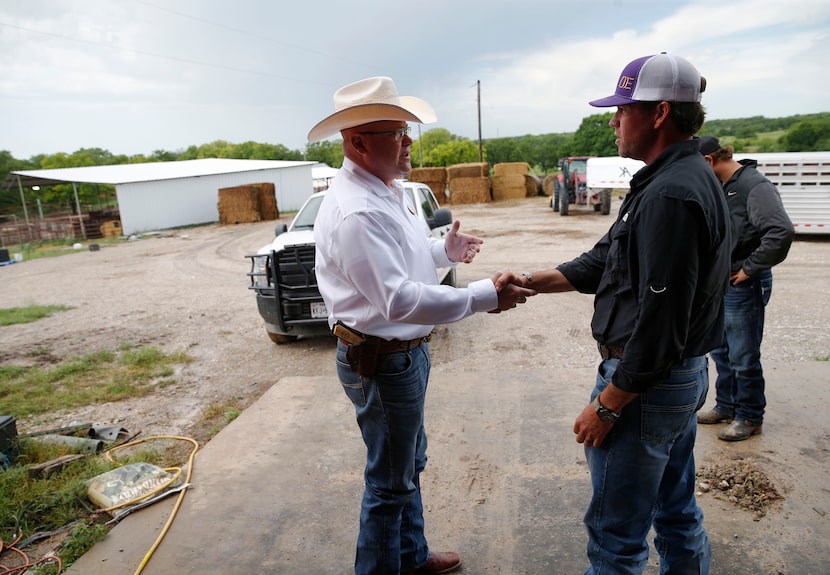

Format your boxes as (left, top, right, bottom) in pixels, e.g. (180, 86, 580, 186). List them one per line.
(104, 435, 199, 575)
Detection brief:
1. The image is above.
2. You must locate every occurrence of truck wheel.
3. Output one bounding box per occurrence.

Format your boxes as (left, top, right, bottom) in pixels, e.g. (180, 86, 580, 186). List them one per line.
(600, 189, 612, 215)
(552, 181, 560, 212)
(267, 329, 298, 344)
(560, 190, 569, 216)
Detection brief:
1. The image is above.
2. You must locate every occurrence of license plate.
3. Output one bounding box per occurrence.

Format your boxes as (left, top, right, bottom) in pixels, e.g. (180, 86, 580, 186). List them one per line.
(310, 302, 328, 319)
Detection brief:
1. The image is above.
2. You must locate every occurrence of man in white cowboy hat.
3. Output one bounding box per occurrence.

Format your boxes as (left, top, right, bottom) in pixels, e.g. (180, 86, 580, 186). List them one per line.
(311, 76, 535, 575)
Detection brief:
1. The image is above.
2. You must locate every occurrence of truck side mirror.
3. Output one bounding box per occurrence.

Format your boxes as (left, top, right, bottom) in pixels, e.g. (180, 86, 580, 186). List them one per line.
(429, 208, 453, 229)
(275, 223, 288, 237)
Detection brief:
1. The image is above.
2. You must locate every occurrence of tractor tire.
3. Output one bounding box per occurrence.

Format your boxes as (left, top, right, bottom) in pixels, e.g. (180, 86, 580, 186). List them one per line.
(600, 189, 612, 215)
(560, 189, 569, 216)
(552, 180, 561, 212)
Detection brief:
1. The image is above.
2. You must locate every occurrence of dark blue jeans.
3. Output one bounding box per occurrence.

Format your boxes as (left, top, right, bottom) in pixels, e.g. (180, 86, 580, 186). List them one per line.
(584, 356, 711, 575)
(336, 341, 431, 575)
(709, 269, 772, 424)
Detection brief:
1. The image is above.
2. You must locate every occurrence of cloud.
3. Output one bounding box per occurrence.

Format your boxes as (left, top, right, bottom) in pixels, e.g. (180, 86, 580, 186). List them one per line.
(0, 0, 828, 158)
(431, 0, 830, 141)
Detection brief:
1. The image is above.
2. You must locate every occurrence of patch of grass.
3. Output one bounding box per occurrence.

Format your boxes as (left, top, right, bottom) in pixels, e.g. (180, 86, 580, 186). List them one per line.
(1, 437, 177, 573)
(0, 345, 193, 417)
(201, 400, 243, 438)
(0, 304, 72, 326)
(816, 354, 829, 362)
(6, 237, 125, 262)
(40, 523, 110, 574)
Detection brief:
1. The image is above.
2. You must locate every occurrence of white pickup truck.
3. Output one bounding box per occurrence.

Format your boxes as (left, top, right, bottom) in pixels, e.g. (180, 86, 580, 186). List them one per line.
(246, 181, 456, 343)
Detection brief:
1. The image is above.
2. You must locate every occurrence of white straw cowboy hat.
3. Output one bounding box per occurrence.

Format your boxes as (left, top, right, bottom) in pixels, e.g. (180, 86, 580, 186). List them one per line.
(307, 76, 437, 142)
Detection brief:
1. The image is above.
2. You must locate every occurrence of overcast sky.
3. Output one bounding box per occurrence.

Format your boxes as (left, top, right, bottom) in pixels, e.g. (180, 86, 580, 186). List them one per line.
(1, 0, 829, 160)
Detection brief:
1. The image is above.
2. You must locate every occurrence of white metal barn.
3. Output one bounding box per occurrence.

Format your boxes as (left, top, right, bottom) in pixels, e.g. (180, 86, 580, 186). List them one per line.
(9, 158, 316, 235)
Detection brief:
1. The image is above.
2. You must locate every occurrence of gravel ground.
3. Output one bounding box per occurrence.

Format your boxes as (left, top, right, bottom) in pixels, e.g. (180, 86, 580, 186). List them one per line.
(4, 194, 830, 573)
(2, 194, 828, 439)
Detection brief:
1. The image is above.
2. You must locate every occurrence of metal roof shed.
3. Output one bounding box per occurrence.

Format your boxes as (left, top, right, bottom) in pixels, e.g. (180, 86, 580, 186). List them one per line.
(8, 158, 316, 235)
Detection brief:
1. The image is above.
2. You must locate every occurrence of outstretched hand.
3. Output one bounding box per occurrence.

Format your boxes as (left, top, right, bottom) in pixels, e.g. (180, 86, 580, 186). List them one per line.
(445, 220, 484, 264)
(489, 271, 537, 313)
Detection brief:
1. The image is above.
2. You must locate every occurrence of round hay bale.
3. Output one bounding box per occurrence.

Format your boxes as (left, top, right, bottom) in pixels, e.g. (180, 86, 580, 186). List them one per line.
(542, 174, 556, 196)
(525, 174, 542, 197)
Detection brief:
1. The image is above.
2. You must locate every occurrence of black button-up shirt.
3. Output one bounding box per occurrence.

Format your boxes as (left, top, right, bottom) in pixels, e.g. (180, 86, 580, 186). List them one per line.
(558, 140, 731, 393)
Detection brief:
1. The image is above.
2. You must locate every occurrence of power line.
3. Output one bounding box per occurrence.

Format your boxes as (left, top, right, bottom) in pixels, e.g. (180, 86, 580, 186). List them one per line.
(0, 21, 330, 86)
(129, 0, 354, 63)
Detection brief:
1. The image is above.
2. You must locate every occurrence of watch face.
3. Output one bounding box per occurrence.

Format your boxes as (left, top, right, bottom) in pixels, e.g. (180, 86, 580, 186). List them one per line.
(593, 396, 619, 423)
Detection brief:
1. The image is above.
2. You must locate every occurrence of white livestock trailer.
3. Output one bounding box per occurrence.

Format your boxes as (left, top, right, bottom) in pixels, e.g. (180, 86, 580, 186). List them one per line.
(586, 156, 646, 192)
(734, 152, 830, 235)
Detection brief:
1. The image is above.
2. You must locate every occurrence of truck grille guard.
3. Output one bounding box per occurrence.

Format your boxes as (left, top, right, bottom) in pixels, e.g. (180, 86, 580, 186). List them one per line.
(246, 243, 324, 332)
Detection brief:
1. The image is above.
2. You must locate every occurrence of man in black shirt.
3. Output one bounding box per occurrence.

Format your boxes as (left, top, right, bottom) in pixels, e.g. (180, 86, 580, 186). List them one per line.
(498, 53, 730, 574)
(696, 137, 794, 441)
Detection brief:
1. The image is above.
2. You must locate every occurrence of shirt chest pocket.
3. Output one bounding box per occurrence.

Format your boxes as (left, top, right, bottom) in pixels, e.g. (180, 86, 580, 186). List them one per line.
(603, 220, 631, 291)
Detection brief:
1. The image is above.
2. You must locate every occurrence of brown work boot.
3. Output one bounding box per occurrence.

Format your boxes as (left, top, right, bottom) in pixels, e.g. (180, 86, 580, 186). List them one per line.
(697, 408, 733, 425)
(717, 419, 762, 441)
(408, 551, 462, 574)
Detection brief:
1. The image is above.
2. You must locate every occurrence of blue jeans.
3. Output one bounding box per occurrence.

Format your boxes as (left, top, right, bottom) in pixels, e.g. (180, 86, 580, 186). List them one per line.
(584, 356, 711, 575)
(336, 341, 432, 575)
(709, 269, 772, 424)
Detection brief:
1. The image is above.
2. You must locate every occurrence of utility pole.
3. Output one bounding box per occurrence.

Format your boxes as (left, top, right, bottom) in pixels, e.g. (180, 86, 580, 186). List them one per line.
(477, 80, 483, 163)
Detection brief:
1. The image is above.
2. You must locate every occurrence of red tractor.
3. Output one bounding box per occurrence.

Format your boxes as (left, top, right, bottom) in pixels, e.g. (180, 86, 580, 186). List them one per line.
(551, 155, 611, 216)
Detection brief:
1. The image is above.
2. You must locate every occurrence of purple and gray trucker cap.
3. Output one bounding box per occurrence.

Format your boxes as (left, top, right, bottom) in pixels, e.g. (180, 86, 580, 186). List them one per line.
(589, 53, 704, 108)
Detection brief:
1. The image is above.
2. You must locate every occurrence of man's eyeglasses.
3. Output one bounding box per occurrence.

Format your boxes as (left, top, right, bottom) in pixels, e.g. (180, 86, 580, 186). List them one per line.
(358, 126, 411, 141)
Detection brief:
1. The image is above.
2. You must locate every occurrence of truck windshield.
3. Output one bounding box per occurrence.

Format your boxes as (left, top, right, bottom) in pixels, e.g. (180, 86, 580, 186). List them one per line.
(291, 194, 324, 229)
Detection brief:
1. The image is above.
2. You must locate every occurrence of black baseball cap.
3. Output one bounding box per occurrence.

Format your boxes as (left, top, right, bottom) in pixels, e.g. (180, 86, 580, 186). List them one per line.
(698, 136, 721, 155)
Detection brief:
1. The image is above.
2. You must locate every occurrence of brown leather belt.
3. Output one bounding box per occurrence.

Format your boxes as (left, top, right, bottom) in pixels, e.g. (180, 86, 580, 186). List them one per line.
(338, 333, 432, 354)
(599, 343, 625, 360)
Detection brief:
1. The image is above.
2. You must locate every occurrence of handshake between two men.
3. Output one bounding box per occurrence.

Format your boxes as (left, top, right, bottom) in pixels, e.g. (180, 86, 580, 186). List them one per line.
(443, 219, 538, 314)
(489, 271, 537, 313)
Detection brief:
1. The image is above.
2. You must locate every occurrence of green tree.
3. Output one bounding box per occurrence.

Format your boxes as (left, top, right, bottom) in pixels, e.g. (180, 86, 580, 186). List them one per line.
(781, 119, 830, 151)
(150, 149, 178, 162)
(0, 151, 37, 215)
(305, 140, 344, 167)
(177, 145, 200, 160)
(425, 139, 483, 167)
(409, 129, 483, 167)
(570, 113, 617, 156)
(483, 137, 521, 166)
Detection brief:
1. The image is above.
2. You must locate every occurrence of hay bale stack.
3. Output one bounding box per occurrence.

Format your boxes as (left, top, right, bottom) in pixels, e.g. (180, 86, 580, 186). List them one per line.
(409, 167, 447, 188)
(447, 162, 489, 179)
(218, 182, 279, 224)
(493, 162, 531, 177)
(251, 182, 279, 219)
(492, 174, 529, 201)
(448, 177, 491, 205)
(99, 220, 123, 238)
(409, 167, 448, 200)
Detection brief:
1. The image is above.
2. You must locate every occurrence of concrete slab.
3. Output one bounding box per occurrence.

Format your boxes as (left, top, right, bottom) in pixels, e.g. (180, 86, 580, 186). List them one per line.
(67, 361, 830, 575)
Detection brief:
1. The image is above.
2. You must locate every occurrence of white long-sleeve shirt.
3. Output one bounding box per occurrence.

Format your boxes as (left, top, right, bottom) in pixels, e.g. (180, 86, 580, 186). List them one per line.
(313, 158, 497, 340)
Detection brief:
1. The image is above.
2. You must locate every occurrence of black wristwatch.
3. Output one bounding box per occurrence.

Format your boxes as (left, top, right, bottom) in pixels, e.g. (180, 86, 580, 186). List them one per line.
(592, 395, 620, 424)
